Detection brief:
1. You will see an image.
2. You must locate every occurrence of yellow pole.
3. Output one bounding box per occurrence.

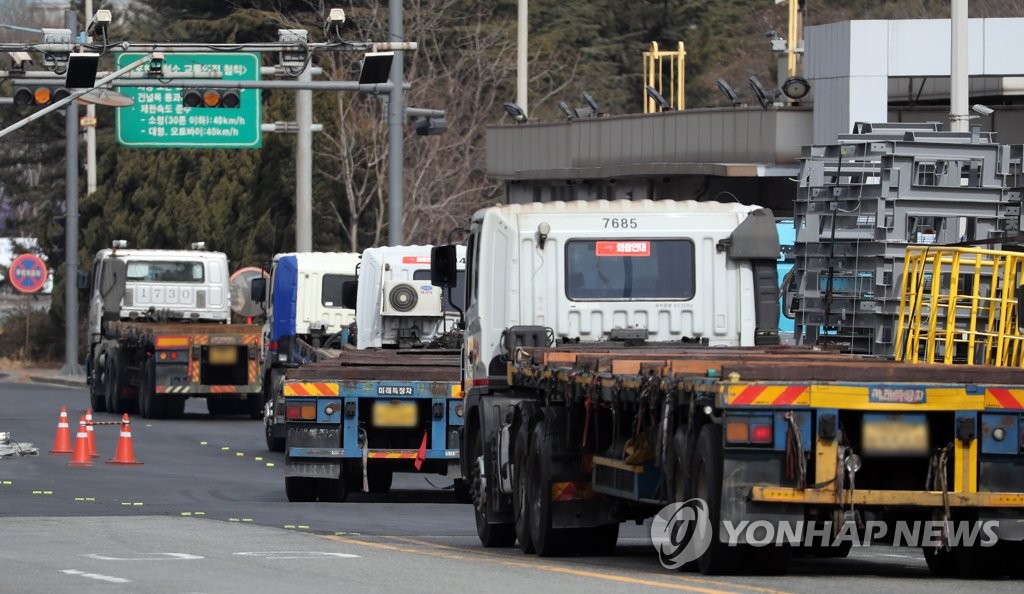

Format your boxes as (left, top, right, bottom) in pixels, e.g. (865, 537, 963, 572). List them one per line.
(787, 0, 798, 78)
(677, 41, 686, 110)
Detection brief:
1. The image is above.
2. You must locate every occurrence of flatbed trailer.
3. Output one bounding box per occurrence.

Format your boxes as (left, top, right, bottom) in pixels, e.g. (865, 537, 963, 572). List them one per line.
(493, 342, 1024, 575)
(282, 348, 465, 502)
(95, 321, 262, 418)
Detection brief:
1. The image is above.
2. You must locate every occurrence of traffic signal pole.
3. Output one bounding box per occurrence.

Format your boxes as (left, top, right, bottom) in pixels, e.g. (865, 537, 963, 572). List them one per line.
(62, 10, 82, 376)
(295, 62, 313, 252)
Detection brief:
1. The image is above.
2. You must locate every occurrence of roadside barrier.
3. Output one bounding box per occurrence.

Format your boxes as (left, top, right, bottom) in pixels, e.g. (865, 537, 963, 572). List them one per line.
(49, 406, 73, 454)
(67, 416, 94, 467)
(108, 414, 143, 465)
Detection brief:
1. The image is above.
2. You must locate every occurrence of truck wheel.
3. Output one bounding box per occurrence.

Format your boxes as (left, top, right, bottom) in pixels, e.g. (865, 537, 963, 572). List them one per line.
(453, 479, 472, 504)
(285, 476, 317, 502)
(317, 476, 349, 503)
(472, 430, 516, 547)
(527, 420, 570, 557)
(265, 422, 285, 452)
(105, 350, 125, 414)
(88, 352, 107, 412)
(246, 394, 263, 420)
(367, 466, 393, 493)
(165, 395, 185, 419)
(512, 424, 534, 553)
(139, 359, 164, 419)
(694, 423, 743, 575)
(579, 523, 619, 556)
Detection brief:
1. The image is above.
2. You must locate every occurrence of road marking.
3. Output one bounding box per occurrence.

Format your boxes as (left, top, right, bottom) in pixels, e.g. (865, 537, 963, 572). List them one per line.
(233, 551, 360, 560)
(390, 536, 788, 594)
(84, 553, 204, 561)
(61, 569, 130, 583)
(324, 535, 787, 594)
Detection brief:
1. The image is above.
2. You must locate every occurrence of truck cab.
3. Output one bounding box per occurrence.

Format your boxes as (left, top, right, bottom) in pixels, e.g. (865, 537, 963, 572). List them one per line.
(258, 251, 361, 451)
(457, 200, 779, 389)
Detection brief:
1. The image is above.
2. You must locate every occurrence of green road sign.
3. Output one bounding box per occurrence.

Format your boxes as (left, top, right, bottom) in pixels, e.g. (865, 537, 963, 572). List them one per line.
(115, 52, 262, 148)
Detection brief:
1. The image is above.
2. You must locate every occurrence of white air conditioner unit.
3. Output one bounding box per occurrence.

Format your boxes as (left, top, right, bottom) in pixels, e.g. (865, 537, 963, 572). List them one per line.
(381, 280, 443, 317)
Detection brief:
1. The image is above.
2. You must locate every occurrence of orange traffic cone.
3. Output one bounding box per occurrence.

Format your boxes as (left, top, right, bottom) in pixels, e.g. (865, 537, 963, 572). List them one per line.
(107, 414, 142, 465)
(50, 406, 73, 454)
(85, 409, 98, 458)
(67, 416, 93, 467)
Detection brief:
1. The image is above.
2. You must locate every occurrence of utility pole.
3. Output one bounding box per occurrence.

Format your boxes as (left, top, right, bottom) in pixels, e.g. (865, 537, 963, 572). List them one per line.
(949, 0, 969, 132)
(517, 0, 528, 116)
(387, 0, 405, 246)
(61, 9, 81, 375)
(296, 61, 313, 252)
(84, 0, 96, 194)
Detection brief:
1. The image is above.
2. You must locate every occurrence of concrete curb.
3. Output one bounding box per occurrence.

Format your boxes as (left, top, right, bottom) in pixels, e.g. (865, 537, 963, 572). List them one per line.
(28, 375, 87, 389)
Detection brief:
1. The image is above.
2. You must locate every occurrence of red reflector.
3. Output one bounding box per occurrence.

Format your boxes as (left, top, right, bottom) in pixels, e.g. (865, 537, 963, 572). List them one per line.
(269, 341, 278, 351)
(170, 352, 178, 360)
(750, 424, 773, 444)
(472, 378, 489, 387)
(286, 405, 301, 420)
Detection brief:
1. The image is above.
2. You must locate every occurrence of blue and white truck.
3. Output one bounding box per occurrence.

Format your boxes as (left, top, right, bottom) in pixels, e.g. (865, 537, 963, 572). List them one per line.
(280, 245, 470, 502)
(253, 251, 361, 451)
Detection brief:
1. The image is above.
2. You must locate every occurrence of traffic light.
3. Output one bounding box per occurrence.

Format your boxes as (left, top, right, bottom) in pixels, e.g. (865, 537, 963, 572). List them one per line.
(181, 88, 241, 108)
(12, 81, 70, 106)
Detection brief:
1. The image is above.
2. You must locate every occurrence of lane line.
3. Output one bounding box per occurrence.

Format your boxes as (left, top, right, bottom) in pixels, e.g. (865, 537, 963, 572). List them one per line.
(61, 569, 130, 584)
(322, 535, 780, 594)
(387, 535, 789, 594)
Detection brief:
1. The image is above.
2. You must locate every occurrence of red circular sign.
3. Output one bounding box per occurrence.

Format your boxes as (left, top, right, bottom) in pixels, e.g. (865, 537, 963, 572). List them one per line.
(8, 253, 48, 294)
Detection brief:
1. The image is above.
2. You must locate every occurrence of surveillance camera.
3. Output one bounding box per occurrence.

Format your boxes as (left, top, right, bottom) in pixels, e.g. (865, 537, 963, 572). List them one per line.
(971, 104, 994, 116)
(7, 51, 32, 70)
(328, 8, 346, 25)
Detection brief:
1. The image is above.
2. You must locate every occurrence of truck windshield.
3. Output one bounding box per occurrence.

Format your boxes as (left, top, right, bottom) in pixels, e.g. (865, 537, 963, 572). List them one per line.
(413, 269, 466, 311)
(322, 274, 356, 307)
(565, 239, 694, 300)
(125, 261, 204, 283)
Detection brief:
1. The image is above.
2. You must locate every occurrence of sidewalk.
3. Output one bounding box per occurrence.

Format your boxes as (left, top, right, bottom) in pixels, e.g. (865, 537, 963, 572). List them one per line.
(0, 366, 87, 389)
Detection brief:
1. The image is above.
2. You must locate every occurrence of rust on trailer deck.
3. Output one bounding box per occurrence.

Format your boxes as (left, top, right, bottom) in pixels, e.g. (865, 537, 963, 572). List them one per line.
(286, 349, 461, 382)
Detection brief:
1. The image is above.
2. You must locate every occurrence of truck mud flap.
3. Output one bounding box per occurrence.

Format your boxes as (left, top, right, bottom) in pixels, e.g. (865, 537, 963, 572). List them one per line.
(721, 451, 802, 544)
(286, 461, 341, 478)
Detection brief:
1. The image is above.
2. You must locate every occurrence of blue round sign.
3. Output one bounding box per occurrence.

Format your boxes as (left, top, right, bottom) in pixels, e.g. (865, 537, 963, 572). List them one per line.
(8, 253, 48, 294)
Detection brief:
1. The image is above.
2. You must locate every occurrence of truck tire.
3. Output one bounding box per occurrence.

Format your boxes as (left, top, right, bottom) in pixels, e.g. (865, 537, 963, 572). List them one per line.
(367, 466, 393, 493)
(471, 429, 516, 547)
(246, 393, 263, 420)
(88, 352, 107, 412)
(453, 478, 472, 504)
(317, 476, 349, 503)
(694, 423, 743, 575)
(104, 349, 126, 414)
(165, 395, 185, 419)
(139, 358, 165, 419)
(285, 476, 317, 502)
(512, 423, 534, 554)
(527, 420, 571, 557)
(264, 370, 286, 451)
(922, 545, 957, 577)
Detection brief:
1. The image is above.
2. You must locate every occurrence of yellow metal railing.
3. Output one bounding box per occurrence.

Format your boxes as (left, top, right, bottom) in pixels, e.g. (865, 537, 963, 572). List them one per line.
(896, 245, 1024, 367)
(642, 41, 685, 113)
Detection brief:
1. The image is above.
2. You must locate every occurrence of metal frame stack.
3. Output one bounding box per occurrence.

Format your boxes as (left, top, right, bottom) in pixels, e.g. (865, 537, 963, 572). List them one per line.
(791, 122, 1024, 355)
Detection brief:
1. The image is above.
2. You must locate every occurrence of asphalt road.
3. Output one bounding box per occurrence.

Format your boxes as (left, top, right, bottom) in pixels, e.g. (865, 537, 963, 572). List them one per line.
(0, 379, 1019, 593)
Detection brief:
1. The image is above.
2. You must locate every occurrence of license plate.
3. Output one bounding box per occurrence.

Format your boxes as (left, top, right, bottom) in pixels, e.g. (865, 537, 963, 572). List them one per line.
(861, 415, 929, 455)
(372, 401, 418, 428)
(208, 346, 237, 365)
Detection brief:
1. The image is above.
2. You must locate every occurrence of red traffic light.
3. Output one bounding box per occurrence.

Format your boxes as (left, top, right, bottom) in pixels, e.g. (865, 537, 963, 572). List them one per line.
(181, 88, 241, 108)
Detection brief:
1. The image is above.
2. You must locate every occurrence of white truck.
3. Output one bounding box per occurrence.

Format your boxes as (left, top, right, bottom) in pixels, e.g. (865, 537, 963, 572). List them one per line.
(280, 245, 470, 502)
(429, 199, 1024, 576)
(253, 251, 361, 451)
(85, 241, 263, 419)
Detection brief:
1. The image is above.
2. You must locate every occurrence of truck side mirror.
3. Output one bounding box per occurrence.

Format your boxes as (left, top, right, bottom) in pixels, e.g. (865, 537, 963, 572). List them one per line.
(76, 269, 91, 291)
(431, 245, 458, 288)
(341, 280, 358, 310)
(250, 277, 267, 303)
